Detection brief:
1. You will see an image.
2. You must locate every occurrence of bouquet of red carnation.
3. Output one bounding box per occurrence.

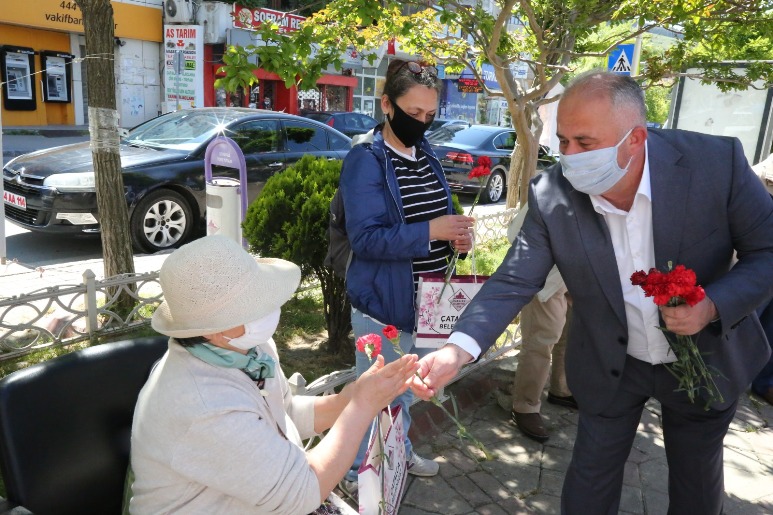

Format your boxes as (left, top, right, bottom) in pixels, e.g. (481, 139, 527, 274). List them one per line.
(631, 262, 724, 408)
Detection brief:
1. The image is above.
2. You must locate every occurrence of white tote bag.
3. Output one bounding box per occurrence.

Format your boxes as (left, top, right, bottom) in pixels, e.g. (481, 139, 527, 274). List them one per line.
(415, 272, 488, 348)
(357, 405, 406, 515)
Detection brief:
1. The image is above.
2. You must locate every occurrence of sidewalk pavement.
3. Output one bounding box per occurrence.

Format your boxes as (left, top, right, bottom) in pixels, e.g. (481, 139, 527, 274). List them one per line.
(396, 352, 773, 515)
(0, 251, 171, 302)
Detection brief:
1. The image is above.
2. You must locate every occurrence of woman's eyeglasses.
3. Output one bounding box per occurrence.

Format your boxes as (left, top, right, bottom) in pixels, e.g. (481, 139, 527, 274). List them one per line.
(396, 61, 438, 78)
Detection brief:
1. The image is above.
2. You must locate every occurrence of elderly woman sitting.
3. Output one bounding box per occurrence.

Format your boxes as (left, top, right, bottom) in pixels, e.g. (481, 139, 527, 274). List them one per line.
(128, 235, 418, 514)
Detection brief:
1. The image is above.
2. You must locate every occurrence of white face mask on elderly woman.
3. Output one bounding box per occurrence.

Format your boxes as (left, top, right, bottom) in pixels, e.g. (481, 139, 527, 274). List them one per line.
(223, 309, 281, 350)
(560, 128, 634, 195)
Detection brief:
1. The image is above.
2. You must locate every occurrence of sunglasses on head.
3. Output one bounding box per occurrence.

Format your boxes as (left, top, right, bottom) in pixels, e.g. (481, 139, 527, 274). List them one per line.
(396, 61, 438, 78)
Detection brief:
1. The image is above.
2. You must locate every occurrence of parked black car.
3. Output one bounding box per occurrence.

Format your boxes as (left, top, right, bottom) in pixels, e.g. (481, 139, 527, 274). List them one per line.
(428, 124, 556, 203)
(425, 118, 471, 136)
(2, 108, 352, 252)
(301, 111, 379, 138)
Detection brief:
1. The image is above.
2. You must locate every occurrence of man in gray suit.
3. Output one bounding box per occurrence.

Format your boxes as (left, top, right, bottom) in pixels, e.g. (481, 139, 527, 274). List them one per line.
(412, 71, 773, 514)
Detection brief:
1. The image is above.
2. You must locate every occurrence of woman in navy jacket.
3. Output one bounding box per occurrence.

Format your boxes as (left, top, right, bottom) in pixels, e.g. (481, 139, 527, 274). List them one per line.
(339, 59, 474, 493)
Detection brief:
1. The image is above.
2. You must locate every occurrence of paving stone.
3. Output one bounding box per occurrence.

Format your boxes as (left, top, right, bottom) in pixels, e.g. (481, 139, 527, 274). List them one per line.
(436, 446, 483, 474)
(638, 456, 669, 494)
(402, 475, 473, 514)
(540, 445, 572, 473)
(724, 493, 773, 515)
(637, 408, 662, 435)
(475, 461, 540, 498)
(731, 404, 767, 432)
(472, 503, 510, 514)
(398, 506, 437, 515)
(447, 474, 493, 507)
(539, 468, 564, 497)
(622, 460, 641, 488)
(619, 483, 645, 514)
(522, 492, 561, 514)
(642, 488, 670, 514)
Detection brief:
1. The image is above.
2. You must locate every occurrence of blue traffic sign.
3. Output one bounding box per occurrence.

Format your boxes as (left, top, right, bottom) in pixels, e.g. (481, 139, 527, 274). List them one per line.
(608, 44, 635, 75)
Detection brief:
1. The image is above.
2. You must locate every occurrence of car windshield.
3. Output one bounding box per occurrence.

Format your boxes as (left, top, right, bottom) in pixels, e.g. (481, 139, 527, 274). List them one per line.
(124, 110, 245, 151)
(427, 125, 487, 145)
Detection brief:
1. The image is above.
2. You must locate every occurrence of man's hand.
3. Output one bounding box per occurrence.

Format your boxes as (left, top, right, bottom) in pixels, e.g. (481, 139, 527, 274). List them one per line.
(661, 296, 718, 336)
(411, 345, 472, 400)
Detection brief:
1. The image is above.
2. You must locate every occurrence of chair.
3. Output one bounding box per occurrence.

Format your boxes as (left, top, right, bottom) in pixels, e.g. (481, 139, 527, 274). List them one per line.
(0, 337, 168, 515)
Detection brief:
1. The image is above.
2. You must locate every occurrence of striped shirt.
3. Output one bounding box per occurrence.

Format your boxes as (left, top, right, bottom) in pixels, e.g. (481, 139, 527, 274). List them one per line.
(385, 144, 451, 293)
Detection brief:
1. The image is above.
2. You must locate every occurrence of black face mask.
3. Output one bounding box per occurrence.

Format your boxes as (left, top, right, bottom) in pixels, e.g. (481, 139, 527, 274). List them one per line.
(387, 98, 434, 148)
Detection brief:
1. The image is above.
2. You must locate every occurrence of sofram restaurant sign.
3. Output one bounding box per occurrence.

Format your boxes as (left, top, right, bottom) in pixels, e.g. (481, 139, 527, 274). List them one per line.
(232, 5, 305, 32)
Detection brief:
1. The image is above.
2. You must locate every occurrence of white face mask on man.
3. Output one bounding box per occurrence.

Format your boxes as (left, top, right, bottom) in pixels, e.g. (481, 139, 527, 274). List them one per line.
(222, 309, 281, 350)
(560, 128, 634, 195)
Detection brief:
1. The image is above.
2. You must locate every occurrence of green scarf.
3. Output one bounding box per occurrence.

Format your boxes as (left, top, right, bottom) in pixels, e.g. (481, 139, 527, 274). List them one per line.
(186, 343, 276, 382)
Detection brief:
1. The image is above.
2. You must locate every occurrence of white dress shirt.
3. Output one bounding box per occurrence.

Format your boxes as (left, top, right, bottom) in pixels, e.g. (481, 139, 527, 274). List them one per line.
(449, 143, 674, 364)
(589, 144, 674, 364)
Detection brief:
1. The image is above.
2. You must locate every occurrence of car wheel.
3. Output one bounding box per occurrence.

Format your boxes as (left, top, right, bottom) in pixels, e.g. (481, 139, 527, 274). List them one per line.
(483, 170, 505, 204)
(130, 189, 193, 253)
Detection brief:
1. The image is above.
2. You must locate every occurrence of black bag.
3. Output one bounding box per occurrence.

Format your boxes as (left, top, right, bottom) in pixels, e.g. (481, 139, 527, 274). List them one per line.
(324, 188, 351, 279)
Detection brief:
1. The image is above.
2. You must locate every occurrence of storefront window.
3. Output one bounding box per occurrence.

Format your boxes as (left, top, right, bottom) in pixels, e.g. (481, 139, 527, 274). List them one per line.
(355, 75, 363, 95)
(325, 85, 347, 111)
(363, 77, 375, 97)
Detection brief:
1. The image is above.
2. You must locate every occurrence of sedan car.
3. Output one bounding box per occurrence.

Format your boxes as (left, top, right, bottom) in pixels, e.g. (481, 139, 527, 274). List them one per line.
(428, 124, 556, 204)
(425, 118, 471, 137)
(2, 108, 351, 253)
(301, 111, 379, 138)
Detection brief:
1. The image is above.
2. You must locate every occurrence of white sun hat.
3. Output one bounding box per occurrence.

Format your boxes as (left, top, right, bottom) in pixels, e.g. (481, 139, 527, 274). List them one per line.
(151, 235, 301, 338)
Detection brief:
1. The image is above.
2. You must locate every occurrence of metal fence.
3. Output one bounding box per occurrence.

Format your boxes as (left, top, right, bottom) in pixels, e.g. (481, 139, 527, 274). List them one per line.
(0, 208, 519, 363)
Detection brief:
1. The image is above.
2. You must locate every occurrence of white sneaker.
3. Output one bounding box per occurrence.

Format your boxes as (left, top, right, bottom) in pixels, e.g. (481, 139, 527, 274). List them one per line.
(407, 452, 439, 477)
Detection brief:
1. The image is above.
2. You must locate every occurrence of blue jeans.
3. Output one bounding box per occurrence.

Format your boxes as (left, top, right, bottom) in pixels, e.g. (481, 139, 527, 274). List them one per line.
(345, 308, 431, 482)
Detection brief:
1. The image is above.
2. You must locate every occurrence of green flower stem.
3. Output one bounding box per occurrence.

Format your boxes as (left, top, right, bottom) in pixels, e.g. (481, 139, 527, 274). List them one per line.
(439, 179, 485, 300)
(662, 331, 725, 410)
(387, 338, 493, 461)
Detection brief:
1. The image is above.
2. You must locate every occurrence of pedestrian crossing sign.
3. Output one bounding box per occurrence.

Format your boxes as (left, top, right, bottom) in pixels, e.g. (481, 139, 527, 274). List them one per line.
(608, 44, 635, 75)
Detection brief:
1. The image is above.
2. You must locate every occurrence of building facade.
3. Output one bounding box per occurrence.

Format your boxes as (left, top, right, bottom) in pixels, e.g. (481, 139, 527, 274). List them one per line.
(0, 0, 163, 127)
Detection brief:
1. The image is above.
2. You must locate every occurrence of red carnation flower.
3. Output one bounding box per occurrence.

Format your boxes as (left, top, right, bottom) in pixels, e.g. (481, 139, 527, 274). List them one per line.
(356, 333, 382, 360)
(382, 325, 400, 342)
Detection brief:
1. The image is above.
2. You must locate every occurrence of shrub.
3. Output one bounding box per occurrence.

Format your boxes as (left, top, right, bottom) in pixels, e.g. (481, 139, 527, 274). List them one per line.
(455, 237, 511, 276)
(242, 155, 352, 355)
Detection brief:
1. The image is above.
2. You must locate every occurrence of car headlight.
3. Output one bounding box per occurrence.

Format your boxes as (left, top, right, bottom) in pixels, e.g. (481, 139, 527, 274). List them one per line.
(43, 172, 96, 192)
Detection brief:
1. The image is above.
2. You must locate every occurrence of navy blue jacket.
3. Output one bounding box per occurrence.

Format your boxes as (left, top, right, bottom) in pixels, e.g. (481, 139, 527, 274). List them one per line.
(340, 129, 454, 332)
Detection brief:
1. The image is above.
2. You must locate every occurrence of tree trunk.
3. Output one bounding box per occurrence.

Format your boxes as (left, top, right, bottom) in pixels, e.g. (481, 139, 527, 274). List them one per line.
(315, 266, 352, 356)
(76, 0, 136, 317)
(506, 101, 541, 209)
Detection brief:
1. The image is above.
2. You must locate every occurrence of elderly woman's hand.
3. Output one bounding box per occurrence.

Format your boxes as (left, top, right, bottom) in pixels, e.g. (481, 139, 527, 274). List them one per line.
(350, 354, 419, 416)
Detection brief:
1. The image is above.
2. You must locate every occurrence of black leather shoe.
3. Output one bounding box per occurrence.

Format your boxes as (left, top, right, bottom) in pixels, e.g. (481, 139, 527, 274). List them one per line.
(547, 392, 579, 410)
(511, 411, 549, 442)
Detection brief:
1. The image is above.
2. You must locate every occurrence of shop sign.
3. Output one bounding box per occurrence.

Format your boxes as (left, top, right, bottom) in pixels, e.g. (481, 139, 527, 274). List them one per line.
(163, 25, 204, 109)
(0, 0, 162, 42)
(232, 5, 305, 33)
(457, 78, 482, 93)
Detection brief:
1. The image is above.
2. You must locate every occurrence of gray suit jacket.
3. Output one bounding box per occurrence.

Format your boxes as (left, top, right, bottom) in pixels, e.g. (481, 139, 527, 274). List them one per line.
(455, 129, 773, 414)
